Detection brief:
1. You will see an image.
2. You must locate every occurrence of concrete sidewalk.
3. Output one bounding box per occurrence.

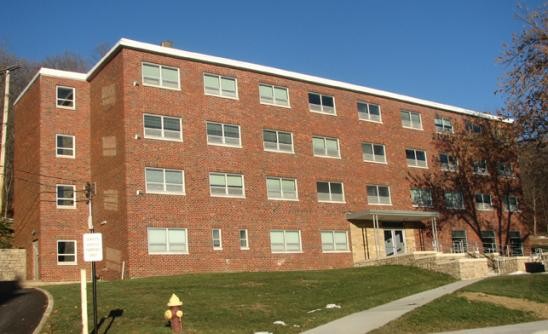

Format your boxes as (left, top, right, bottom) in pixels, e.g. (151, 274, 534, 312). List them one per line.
(301, 279, 481, 334)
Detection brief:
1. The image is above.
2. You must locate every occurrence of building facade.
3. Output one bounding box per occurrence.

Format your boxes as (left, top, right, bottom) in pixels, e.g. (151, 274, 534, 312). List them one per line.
(14, 39, 526, 281)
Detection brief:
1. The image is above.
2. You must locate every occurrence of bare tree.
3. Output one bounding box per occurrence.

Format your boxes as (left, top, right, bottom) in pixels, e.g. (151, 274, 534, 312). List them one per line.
(408, 118, 522, 254)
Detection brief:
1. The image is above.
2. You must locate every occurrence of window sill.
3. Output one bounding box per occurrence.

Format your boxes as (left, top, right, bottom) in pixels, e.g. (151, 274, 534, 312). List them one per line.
(56, 155, 76, 159)
(145, 191, 186, 196)
(309, 109, 337, 116)
(143, 135, 183, 143)
(264, 148, 295, 154)
(142, 83, 181, 91)
(368, 203, 393, 206)
(402, 126, 423, 131)
(313, 154, 341, 159)
(271, 251, 303, 254)
(57, 262, 77, 266)
(363, 160, 388, 165)
(318, 200, 346, 204)
(56, 205, 77, 209)
(260, 101, 291, 109)
(148, 252, 189, 255)
(204, 92, 239, 100)
(267, 197, 299, 202)
(358, 118, 383, 124)
(408, 165, 429, 169)
(207, 142, 242, 149)
(240, 247, 250, 251)
(210, 194, 246, 199)
(56, 105, 76, 111)
(322, 250, 351, 253)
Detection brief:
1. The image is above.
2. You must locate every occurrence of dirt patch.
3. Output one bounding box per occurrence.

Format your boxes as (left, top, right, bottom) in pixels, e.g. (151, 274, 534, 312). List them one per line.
(238, 281, 265, 288)
(459, 292, 548, 318)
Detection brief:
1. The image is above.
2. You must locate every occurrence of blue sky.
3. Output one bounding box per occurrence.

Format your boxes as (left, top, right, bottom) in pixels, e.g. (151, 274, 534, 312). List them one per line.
(1, 0, 543, 113)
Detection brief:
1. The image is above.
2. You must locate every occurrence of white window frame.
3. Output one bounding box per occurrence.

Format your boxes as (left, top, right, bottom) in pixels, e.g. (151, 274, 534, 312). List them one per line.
(259, 84, 290, 107)
(141, 62, 181, 90)
(321, 231, 350, 253)
(212, 228, 223, 250)
(497, 162, 513, 177)
(312, 136, 340, 159)
(239, 229, 249, 250)
(270, 230, 302, 253)
(206, 121, 242, 148)
(56, 86, 76, 110)
(266, 177, 299, 201)
(400, 110, 423, 130)
(445, 191, 465, 210)
(145, 168, 185, 195)
(475, 193, 493, 211)
(503, 195, 519, 212)
(410, 188, 433, 208)
(147, 227, 189, 255)
(263, 129, 294, 154)
(473, 160, 489, 175)
(143, 114, 183, 141)
(209, 172, 245, 198)
(362, 143, 387, 164)
(203, 73, 238, 99)
(357, 101, 382, 123)
(367, 185, 392, 205)
(57, 240, 77, 265)
(56, 134, 75, 158)
(406, 148, 428, 168)
(316, 181, 345, 203)
(56, 184, 76, 209)
(435, 116, 453, 133)
(308, 92, 336, 115)
(439, 153, 457, 172)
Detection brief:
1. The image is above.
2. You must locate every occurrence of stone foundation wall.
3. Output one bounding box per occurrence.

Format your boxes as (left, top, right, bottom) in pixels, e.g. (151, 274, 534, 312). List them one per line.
(0, 249, 26, 281)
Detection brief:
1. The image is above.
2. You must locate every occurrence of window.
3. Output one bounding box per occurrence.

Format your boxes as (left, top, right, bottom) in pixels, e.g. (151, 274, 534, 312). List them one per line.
(259, 84, 289, 107)
(56, 184, 75, 208)
(466, 121, 483, 134)
(209, 173, 245, 198)
(203, 74, 238, 98)
(475, 193, 493, 210)
(57, 240, 77, 264)
(145, 168, 185, 195)
(56, 86, 75, 109)
(473, 160, 488, 175)
(321, 231, 349, 252)
(147, 228, 188, 254)
(481, 230, 496, 253)
(400, 110, 422, 129)
(206, 122, 241, 147)
(308, 92, 335, 114)
(410, 188, 433, 207)
(212, 229, 222, 250)
(142, 62, 180, 89)
(56, 134, 75, 158)
(497, 162, 513, 177)
(357, 101, 381, 122)
(316, 181, 345, 203)
(266, 177, 298, 200)
(367, 185, 391, 205)
(503, 195, 519, 212)
(143, 114, 182, 141)
(263, 129, 293, 153)
(452, 230, 467, 253)
(362, 143, 386, 163)
(445, 191, 464, 210)
(439, 153, 457, 171)
(509, 231, 523, 256)
(406, 149, 428, 168)
(239, 229, 249, 250)
(270, 230, 301, 253)
(435, 116, 453, 133)
(312, 136, 340, 158)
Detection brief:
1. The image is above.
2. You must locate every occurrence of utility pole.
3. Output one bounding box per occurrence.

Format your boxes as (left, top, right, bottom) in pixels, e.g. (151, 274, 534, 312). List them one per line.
(0, 65, 20, 216)
(84, 182, 98, 334)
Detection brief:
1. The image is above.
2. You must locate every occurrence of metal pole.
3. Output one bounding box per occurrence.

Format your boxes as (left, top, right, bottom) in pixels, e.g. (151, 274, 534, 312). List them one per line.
(86, 183, 98, 334)
(0, 70, 11, 215)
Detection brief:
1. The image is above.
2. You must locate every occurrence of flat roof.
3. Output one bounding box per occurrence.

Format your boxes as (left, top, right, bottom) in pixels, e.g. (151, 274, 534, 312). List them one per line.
(346, 209, 439, 222)
(15, 38, 503, 122)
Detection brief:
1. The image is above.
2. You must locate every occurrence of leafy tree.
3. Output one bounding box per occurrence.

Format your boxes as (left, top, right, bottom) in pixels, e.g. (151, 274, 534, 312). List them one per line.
(408, 118, 522, 254)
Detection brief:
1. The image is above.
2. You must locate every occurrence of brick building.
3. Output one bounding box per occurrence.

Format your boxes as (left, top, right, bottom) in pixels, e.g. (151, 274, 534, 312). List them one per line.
(13, 39, 526, 281)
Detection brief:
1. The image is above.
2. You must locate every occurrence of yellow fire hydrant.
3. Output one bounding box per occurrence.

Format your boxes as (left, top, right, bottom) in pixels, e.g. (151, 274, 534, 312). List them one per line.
(164, 293, 184, 333)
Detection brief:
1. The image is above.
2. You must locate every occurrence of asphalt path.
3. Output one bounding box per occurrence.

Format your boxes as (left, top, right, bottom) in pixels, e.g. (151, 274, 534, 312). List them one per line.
(0, 284, 47, 334)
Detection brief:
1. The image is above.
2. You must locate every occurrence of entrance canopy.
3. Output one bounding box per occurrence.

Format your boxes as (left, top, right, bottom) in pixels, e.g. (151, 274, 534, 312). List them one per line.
(346, 209, 439, 222)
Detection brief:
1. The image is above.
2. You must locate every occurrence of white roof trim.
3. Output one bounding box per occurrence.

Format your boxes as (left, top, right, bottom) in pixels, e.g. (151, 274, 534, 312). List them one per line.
(14, 68, 86, 105)
(15, 38, 503, 122)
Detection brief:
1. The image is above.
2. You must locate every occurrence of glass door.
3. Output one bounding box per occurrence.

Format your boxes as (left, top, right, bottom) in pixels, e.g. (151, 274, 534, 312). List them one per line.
(384, 229, 405, 256)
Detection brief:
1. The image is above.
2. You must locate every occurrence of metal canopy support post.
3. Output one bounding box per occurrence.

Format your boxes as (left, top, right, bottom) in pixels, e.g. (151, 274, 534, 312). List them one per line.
(431, 217, 439, 252)
(373, 214, 380, 259)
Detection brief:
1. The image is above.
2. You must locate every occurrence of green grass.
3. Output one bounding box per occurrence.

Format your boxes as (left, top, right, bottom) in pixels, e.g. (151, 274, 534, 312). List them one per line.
(40, 265, 453, 334)
(372, 274, 548, 334)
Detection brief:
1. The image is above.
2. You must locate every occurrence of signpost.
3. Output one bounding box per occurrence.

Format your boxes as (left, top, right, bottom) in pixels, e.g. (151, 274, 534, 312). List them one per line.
(84, 182, 99, 334)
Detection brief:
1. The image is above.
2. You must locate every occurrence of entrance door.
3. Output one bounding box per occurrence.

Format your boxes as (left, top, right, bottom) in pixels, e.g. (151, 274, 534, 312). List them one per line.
(384, 229, 405, 256)
(32, 240, 39, 280)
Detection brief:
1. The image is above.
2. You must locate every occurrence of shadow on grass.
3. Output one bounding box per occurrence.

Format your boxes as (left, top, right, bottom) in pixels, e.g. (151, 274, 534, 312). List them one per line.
(93, 308, 124, 334)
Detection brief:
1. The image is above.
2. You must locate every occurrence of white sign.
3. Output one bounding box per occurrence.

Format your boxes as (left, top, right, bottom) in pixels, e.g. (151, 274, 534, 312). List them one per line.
(83, 233, 103, 262)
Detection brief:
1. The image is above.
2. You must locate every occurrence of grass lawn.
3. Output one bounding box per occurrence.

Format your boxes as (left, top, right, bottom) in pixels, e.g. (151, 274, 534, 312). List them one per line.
(372, 274, 548, 334)
(40, 265, 453, 334)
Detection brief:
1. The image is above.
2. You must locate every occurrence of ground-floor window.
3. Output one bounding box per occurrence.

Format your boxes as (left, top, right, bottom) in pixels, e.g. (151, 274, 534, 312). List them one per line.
(451, 230, 467, 253)
(57, 240, 77, 265)
(212, 229, 222, 250)
(480, 230, 497, 253)
(239, 229, 249, 250)
(147, 228, 188, 254)
(321, 231, 349, 252)
(508, 231, 523, 256)
(270, 230, 302, 253)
